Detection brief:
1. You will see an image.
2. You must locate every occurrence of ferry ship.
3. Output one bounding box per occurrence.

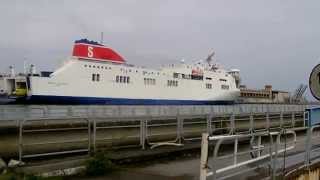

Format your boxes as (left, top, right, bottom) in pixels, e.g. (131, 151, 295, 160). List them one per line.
(0, 39, 240, 105)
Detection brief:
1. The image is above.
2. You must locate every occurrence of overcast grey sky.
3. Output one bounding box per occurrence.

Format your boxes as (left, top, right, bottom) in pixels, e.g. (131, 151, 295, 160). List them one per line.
(0, 0, 319, 98)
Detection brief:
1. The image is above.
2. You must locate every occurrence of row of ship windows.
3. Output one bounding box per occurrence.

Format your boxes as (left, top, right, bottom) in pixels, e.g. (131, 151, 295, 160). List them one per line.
(173, 73, 203, 81)
(116, 76, 130, 83)
(173, 73, 228, 82)
(206, 83, 230, 90)
(91, 74, 229, 90)
(206, 83, 212, 89)
(85, 64, 112, 70)
(85, 65, 228, 84)
(144, 78, 156, 85)
(168, 80, 178, 87)
(84, 64, 164, 75)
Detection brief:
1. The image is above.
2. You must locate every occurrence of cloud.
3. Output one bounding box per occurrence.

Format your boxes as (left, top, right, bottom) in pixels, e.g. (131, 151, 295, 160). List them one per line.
(0, 0, 320, 99)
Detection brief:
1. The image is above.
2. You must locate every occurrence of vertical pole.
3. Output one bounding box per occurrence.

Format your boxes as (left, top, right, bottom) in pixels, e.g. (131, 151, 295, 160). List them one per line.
(257, 136, 262, 157)
(140, 119, 146, 150)
(177, 117, 182, 144)
(140, 119, 143, 148)
(282, 129, 287, 175)
(18, 120, 23, 162)
(207, 114, 213, 135)
(249, 114, 254, 133)
(266, 112, 270, 130)
(269, 133, 276, 180)
(230, 114, 235, 134)
(145, 119, 148, 147)
(305, 127, 311, 167)
(273, 133, 280, 179)
(200, 133, 209, 180)
(291, 112, 295, 128)
(93, 119, 96, 153)
(303, 111, 306, 127)
(234, 137, 238, 165)
(87, 119, 91, 154)
(280, 112, 284, 128)
(42, 106, 48, 118)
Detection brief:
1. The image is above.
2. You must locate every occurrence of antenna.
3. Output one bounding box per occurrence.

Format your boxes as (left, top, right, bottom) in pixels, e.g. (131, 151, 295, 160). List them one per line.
(23, 58, 27, 74)
(206, 51, 215, 65)
(100, 32, 104, 44)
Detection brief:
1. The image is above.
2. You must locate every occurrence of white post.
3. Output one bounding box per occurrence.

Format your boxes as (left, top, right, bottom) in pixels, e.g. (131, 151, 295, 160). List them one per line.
(200, 133, 209, 180)
(234, 137, 238, 165)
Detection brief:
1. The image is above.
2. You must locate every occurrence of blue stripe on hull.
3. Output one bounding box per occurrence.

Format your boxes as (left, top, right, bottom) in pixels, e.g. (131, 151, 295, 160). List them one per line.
(24, 95, 235, 105)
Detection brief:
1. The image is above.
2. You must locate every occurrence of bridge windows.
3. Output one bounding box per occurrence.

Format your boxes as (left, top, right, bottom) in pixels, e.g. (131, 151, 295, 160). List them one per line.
(173, 73, 201, 80)
(221, 85, 229, 90)
(206, 83, 212, 89)
(116, 75, 130, 83)
(144, 78, 156, 85)
(191, 74, 203, 80)
(92, 74, 100, 82)
(167, 80, 178, 87)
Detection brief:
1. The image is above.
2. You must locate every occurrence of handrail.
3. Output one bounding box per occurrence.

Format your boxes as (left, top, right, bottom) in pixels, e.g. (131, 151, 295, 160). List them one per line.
(200, 130, 296, 180)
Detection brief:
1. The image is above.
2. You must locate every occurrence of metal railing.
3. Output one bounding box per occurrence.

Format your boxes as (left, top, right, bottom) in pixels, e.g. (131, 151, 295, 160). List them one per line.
(0, 104, 309, 121)
(13, 110, 305, 162)
(18, 118, 91, 161)
(200, 130, 297, 180)
(305, 124, 320, 166)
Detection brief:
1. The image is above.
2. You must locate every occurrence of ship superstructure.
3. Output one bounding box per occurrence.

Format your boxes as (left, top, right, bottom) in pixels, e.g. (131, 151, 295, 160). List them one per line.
(4, 39, 241, 105)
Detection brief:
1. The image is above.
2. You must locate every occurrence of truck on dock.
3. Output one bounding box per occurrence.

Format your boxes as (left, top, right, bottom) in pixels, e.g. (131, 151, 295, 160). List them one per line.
(0, 72, 28, 104)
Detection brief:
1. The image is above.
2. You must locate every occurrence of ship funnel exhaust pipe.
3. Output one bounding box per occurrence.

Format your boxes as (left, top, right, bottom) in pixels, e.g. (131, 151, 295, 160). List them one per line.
(9, 66, 15, 77)
(30, 64, 36, 75)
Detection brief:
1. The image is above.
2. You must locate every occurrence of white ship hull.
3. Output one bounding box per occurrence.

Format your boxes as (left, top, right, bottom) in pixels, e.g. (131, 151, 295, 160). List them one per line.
(14, 39, 241, 105)
(26, 59, 239, 105)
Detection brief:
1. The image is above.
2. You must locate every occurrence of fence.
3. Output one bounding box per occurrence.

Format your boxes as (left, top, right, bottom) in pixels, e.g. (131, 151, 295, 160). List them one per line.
(200, 130, 297, 180)
(0, 104, 308, 121)
(13, 110, 305, 162)
(18, 118, 91, 161)
(199, 109, 320, 180)
(305, 125, 320, 166)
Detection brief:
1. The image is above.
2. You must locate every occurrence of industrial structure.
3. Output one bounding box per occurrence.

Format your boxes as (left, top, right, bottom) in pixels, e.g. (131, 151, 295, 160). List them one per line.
(239, 85, 290, 103)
